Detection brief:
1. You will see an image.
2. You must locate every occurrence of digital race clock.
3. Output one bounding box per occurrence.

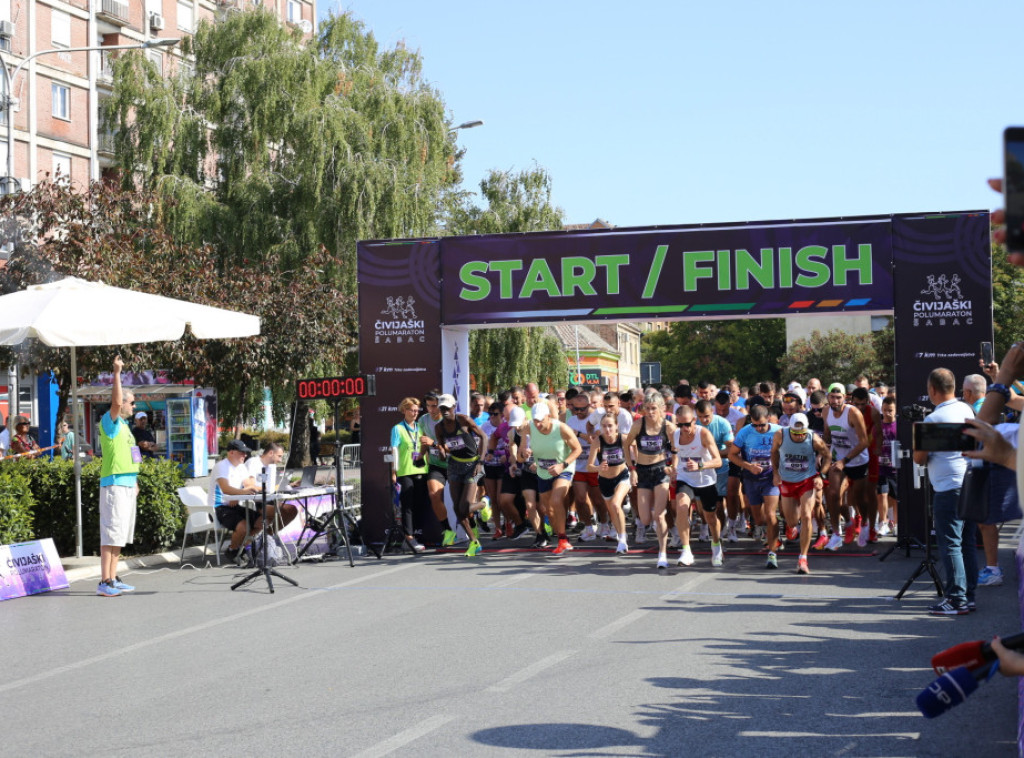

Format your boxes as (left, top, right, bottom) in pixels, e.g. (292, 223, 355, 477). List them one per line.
(296, 375, 376, 400)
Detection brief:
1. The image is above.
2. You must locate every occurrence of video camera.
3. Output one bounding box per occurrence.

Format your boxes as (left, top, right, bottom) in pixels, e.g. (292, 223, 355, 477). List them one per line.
(901, 404, 931, 422)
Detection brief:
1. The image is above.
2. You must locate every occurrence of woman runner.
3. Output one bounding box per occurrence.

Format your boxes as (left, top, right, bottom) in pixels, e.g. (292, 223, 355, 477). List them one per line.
(587, 413, 633, 555)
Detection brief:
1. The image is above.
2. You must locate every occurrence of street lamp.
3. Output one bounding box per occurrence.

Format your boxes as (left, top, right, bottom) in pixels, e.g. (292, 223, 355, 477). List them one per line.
(0, 37, 180, 194)
(450, 119, 483, 134)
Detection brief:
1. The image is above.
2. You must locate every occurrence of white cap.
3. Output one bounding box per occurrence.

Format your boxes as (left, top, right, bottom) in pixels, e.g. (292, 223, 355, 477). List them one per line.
(508, 406, 526, 427)
(789, 412, 809, 430)
(787, 381, 803, 391)
(135, 411, 147, 420)
(531, 402, 550, 421)
(437, 393, 456, 409)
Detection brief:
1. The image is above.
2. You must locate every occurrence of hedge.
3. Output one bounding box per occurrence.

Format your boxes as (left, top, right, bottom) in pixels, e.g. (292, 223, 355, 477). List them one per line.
(0, 457, 186, 556)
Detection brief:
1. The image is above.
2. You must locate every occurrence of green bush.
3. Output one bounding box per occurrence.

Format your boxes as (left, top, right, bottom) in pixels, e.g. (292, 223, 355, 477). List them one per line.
(322, 430, 352, 446)
(0, 457, 185, 556)
(0, 466, 35, 545)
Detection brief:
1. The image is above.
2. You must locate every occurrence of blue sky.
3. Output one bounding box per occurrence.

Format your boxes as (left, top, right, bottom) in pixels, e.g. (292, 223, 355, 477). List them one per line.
(325, 1, 1018, 230)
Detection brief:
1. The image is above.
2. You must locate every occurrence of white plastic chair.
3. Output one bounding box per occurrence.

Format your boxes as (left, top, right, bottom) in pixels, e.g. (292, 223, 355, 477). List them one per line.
(177, 486, 227, 565)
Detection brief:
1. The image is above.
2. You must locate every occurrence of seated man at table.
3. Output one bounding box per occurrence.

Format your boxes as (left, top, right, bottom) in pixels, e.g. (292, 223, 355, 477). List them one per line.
(209, 439, 262, 563)
(244, 442, 299, 529)
(130, 411, 158, 459)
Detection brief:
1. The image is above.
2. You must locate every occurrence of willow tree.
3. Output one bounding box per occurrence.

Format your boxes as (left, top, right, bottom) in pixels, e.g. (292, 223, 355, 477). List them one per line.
(448, 165, 568, 392)
(101, 9, 461, 459)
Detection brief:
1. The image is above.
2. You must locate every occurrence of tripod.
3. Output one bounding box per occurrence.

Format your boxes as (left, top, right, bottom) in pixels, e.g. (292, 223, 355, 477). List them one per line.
(894, 465, 943, 600)
(368, 482, 420, 559)
(231, 477, 299, 594)
(293, 488, 356, 567)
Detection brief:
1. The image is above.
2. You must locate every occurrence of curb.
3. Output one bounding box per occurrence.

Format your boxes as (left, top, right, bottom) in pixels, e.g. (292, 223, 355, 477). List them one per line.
(63, 549, 185, 585)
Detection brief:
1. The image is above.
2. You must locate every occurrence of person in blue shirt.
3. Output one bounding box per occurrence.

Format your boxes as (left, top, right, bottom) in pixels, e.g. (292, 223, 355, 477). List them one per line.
(728, 404, 782, 569)
(694, 399, 733, 538)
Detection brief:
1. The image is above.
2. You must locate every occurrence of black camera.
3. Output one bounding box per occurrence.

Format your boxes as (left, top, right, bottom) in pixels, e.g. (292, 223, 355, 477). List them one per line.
(901, 404, 931, 422)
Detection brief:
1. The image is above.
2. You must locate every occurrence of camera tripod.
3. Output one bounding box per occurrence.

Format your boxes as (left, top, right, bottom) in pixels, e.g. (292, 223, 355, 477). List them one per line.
(893, 465, 943, 600)
(231, 478, 299, 594)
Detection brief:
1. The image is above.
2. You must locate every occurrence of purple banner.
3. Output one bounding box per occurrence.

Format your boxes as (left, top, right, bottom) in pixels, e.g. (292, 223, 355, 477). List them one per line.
(0, 538, 68, 601)
(891, 212, 992, 543)
(440, 218, 894, 325)
(358, 240, 445, 543)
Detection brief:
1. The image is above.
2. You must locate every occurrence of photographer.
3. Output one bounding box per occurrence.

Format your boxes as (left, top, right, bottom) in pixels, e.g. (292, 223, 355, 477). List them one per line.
(912, 368, 977, 616)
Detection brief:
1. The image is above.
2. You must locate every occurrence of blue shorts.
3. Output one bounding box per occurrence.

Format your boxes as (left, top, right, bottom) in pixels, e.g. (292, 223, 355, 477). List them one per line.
(742, 475, 779, 506)
(537, 471, 573, 494)
(715, 465, 729, 498)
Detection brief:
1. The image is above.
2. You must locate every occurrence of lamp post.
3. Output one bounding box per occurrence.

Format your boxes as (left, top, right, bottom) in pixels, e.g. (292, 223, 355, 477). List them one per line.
(453, 119, 483, 131)
(0, 37, 179, 194)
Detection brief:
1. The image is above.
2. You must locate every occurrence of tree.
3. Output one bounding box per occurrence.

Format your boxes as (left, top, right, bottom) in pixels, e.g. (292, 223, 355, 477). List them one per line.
(448, 166, 569, 392)
(643, 319, 786, 387)
(777, 329, 883, 387)
(992, 238, 1024, 359)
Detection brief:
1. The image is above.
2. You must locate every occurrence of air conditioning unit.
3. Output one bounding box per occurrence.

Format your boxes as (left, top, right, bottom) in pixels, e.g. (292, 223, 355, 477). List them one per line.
(0, 20, 14, 39)
(149, 12, 164, 31)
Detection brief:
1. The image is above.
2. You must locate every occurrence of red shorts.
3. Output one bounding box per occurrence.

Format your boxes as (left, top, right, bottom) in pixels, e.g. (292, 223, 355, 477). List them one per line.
(573, 470, 599, 487)
(779, 477, 817, 500)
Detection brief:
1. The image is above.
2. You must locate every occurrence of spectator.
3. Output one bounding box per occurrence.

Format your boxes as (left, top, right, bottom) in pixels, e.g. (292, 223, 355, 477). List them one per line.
(9, 415, 41, 457)
(130, 411, 157, 459)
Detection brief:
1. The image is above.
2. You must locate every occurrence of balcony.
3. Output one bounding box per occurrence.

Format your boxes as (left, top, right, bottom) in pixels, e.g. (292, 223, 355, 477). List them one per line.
(97, 131, 117, 157)
(97, 50, 116, 85)
(96, 0, 130, 25)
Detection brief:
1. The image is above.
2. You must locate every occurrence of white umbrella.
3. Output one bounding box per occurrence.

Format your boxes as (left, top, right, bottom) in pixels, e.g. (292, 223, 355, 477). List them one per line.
(0, 277, 261, 557)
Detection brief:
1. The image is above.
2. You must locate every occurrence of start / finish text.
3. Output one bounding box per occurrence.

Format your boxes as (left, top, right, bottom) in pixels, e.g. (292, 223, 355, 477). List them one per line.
(457, 244, 874, 301)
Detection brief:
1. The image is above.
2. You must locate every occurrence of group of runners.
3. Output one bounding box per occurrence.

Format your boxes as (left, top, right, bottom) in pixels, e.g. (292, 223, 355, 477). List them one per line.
(390, 377, 899, 573)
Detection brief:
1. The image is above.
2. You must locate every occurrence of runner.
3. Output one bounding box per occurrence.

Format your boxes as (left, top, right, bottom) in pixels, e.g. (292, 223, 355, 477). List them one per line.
(625, 391, 677, 569)
(587, 413, 633, 555)
(671, 405, 724, 567)
(508, 424, 544, 546)
(483, 401, 529, 540)
(728, 404, 783, 569)
(695, 398, 734, 543)
(822, 382, 871, 551)
(586, 391, 635, 540)
(522, 399, 583, 557)
(716, 390, 749, 543)
(433, 395, 490, 557)
(850, 386, 883, 546)
(565, 393, 603, 542)
(877, 395, 899, 536)
(418, 392, 455, 545)
(771, 412, 831, 573)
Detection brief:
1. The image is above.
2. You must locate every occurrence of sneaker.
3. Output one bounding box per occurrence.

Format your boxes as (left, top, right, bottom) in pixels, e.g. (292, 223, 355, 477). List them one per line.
(550, 538, 573, 557)
(978, 567, 1004, 587)
(698, 523, 710, 543)
(598, 522, 612, 541)
(615, 542, 629, 557)
(505, 522, 514, 538)
(479, 498, 493, 524)
(491, 529, 505, 542)
(844, 516, 861, 545)
(711, 543, 723, 567)
(533, 536, 550, 549)
(812, 534, 830, 551)
(622, 498, 632, 514)
(409, 539, 426, 553)
(566, 512, 579, 530)
(96, 580, 121, 597)
(796, 557, 809, 575)
(441, 529, 456, 547)
(224, 547, 240, 563)
(677, 546, 695, 567)
(635, 523, 647, 544)
(929, 598, 969, 616)
(725, 524, 739, 543)
(786, 525, 799, 541)
(465, 540, 482, 557)
(967, 600, 978, 613)
(511, 522, 531, 540)
(578, 525, 597, 542)
(668, 527, 682, 549)
(825, 534, 844, 552)
(477, 516, 491, 533)
(857, 523, 869, 548)
(765, 552, 778, 569)
(869, 527, 878, 543)
(754, 525, 766, 543)
(657, 553, 669, 570)
(876, 521, 891, 537)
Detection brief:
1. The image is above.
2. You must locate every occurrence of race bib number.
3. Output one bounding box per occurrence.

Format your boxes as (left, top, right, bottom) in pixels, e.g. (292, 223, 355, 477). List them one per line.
(130, 446, 142, 464)
(784, 457, 810, 473)
(447, 437, 466, 451)
(537, 458, 557, 468)
(604, 448, 624, 465)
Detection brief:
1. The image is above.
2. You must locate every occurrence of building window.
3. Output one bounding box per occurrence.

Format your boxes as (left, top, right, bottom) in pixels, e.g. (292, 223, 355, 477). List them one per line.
(51, 9, 71, 48)
(52, 151, 72, 184)
(148, 50, 163, 76)
(52, 83, 71, 120)
(176, 0, 193, 31)
(287, 0, 301, 22)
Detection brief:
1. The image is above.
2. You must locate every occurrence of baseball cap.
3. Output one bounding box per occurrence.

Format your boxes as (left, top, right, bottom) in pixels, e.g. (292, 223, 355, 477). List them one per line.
(787, 381, 803, 392)
(783, 388, 806, 405)
(135, 411, 148, 420)
(227, 439, 251, 454)
(437, 393, 457, 409)
(531, 402, 551, 421)
(827, 382, 846, 395)
(789, 412, 809, 431)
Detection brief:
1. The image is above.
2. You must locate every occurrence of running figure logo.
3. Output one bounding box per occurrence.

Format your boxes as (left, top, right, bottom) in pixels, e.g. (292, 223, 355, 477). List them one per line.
(920, 274, 963, 301)
(381, 296, 418, 321)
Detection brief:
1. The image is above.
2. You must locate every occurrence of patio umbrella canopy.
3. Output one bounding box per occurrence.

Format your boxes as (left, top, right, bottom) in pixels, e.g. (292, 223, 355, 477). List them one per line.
(0, 277, 261, 557)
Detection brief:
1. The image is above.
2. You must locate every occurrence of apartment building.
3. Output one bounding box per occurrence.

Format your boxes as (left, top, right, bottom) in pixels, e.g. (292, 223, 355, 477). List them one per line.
(0, 0, 315, 193)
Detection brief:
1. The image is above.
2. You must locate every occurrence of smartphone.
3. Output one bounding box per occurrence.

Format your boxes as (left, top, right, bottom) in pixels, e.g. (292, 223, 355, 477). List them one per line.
(981, 340, 993, 365)
(1004, 127, 1024, 254)
(912, 422, 975, 452)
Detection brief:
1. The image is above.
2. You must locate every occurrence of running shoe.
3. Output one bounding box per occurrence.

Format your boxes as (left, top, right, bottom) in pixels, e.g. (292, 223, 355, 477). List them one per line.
(677, 546, 695, 567)
(615, 542, 629, 557)
(857, 522, 870, 548)
(635, 523, 647, 544)
(825, 533, 844, 551)
(876, 521, 891, 537)
(441, 529, 457, 547)
(929, 598, 969, 616)
(409, 539, 426, 553)
(479, 498, 493, 524)
(711, 543, 723, 567)
(765, 552, 778, 569)
(550, 538, 573, 557)
(491, 530, 505, 541)
(96, 580, 121, 597)
(566, 511, 579, 530)
(869, 527, 879, 543)
(578, 525, 597, 542)
(725, 524, 739, 543)
(796, 557, 809, 575)
(754, 525, 766, 543)
(668, 527, 682, 549)
(978, 567, 1004, 587)
(505, 522, 514, 538)
(511, 522, 531, 540)
(111, 576, 135, 592)
(967, 600, 978, 613)
(622, 498, 632, 514)
(843, 516, 861, 545)
(598, 522, 612, 541)
(812, 533, 830, 551)
(786, 525, 799, 541)
(657, 553, 669, 570)
(698, 523, 710, 542)
(465, 540, 482, 557)
(533, 536, 550, 549)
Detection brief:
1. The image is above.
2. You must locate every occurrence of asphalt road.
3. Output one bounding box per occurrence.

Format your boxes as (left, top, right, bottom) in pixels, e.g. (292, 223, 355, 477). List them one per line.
(3, 537, 1019, 757)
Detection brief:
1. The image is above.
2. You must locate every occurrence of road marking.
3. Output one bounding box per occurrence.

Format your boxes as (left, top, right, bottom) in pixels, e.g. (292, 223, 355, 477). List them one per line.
(589, 608, 650, 639)
(486, 572, 534, 589)
(348, 715, 454, 758)
(487, 650, 576, 693)
(0, 563, 418, 695)
(740, 731, 919, 739)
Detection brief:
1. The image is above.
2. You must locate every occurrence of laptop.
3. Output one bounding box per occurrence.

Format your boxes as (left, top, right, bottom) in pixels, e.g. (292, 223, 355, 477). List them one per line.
(300, 466, 319, 489)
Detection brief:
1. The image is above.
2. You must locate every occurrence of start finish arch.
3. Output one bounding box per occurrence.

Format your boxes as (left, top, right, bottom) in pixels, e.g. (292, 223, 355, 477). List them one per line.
(357, 211, 992, 544)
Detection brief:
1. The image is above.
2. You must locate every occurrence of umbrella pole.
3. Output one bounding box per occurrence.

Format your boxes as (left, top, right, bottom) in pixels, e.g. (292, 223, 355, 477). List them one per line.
(71, 347, 83, 559)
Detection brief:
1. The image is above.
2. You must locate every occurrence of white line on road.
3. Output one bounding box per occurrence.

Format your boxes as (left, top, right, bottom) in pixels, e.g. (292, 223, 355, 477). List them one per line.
(485, 572, 534, 589)
(589, 608, 650, 639)
(0, 562, 419, 695)
(487, 650, 576, 693)
(348, 715, 455, 758)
